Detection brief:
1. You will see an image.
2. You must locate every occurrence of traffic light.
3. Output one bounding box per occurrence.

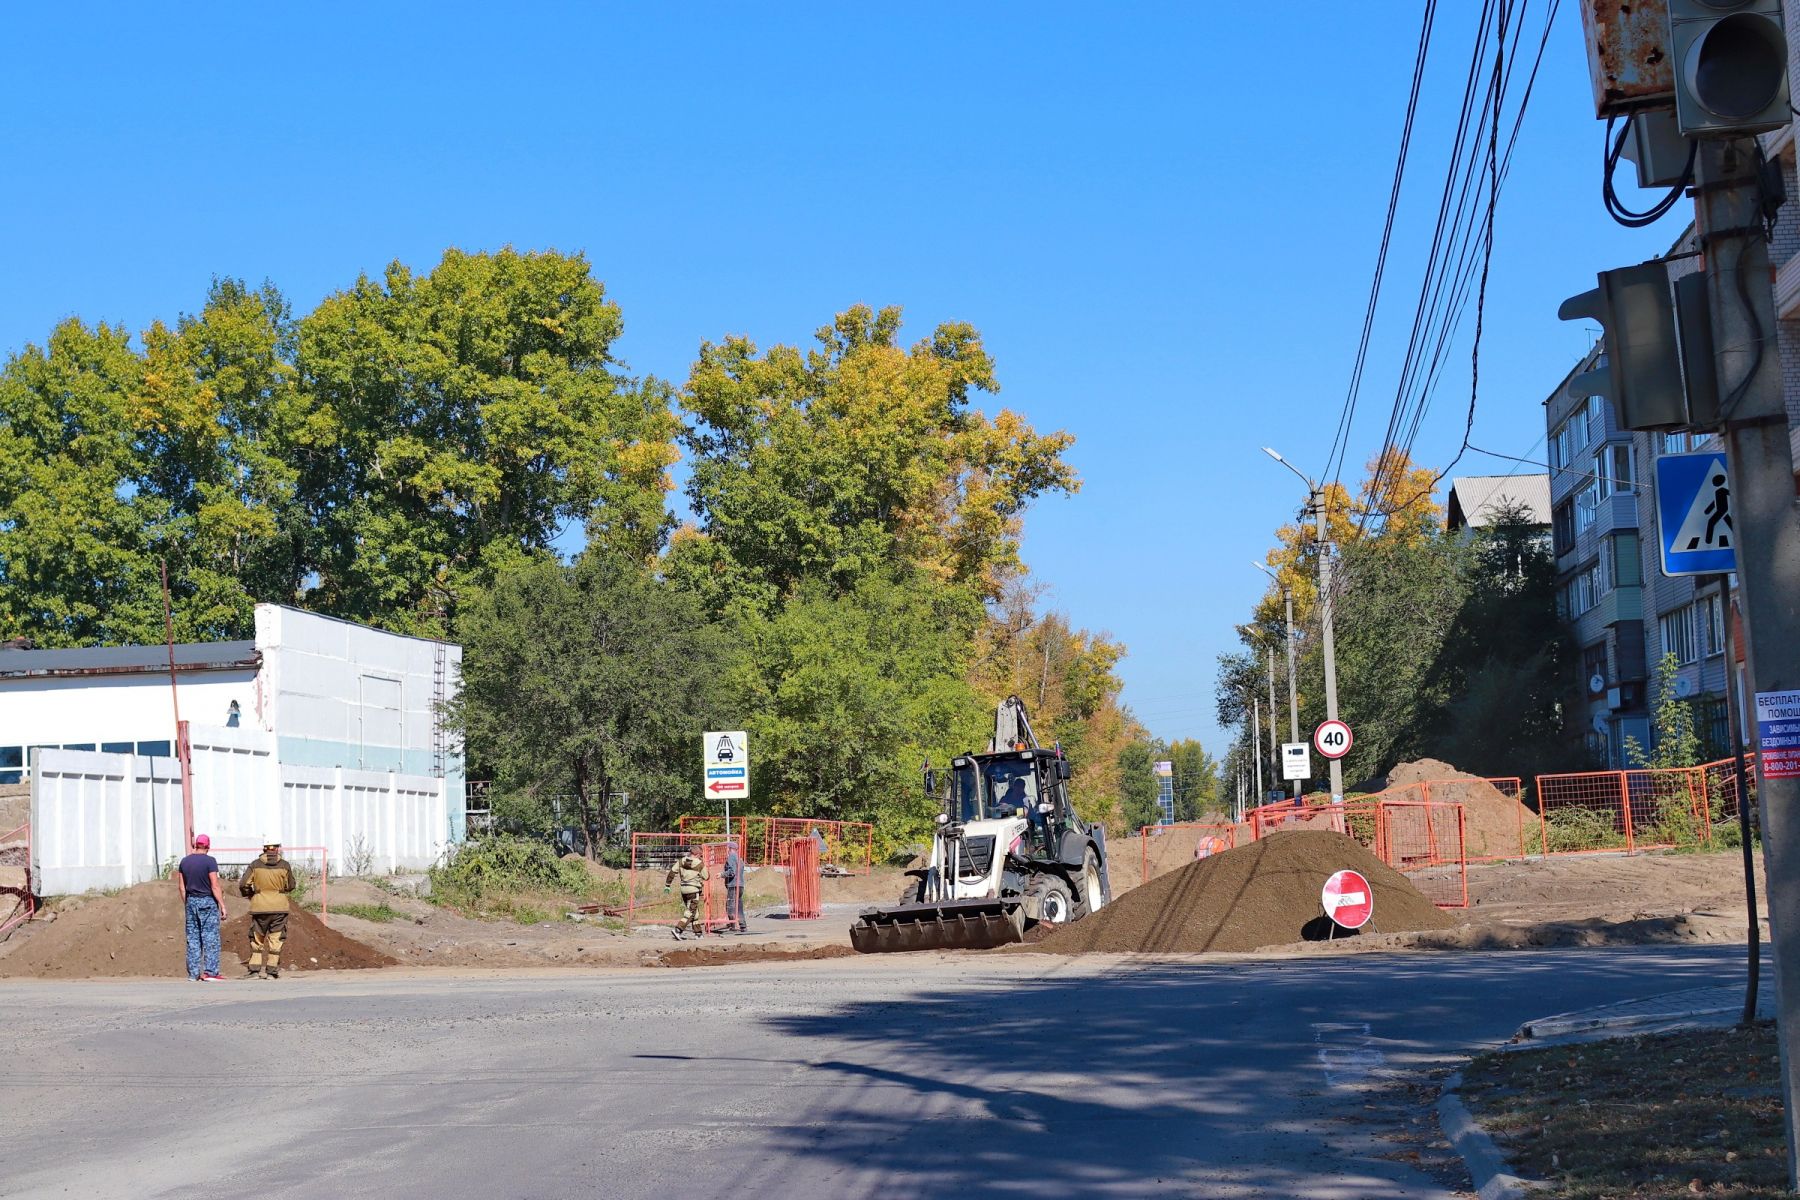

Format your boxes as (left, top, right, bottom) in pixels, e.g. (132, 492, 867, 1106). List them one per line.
(1669, 0, 1791, 137)
(1558, 261, 1718, 431)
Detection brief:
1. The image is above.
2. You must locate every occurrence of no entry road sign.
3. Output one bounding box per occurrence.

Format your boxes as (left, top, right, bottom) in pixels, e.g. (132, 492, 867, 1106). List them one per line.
(1313, 719, 1353, 761)
(1321, 869, 1373, 930)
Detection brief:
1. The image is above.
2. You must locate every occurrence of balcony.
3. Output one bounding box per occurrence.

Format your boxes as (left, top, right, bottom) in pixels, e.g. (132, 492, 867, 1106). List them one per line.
(1591, 492, 1639, 539)
(1594, 585, 1643, 629)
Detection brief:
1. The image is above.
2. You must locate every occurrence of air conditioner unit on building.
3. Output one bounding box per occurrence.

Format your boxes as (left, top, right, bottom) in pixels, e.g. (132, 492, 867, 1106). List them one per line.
(1607, 687, 1623, 710)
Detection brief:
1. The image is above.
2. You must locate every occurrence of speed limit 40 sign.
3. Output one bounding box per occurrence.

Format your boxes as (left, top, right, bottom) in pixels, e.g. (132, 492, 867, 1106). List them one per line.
(1313, 719, 1353, 760)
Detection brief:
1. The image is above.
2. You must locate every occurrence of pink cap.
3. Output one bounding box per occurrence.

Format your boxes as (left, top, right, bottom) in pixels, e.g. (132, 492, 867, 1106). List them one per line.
(193, 834, 210, 848)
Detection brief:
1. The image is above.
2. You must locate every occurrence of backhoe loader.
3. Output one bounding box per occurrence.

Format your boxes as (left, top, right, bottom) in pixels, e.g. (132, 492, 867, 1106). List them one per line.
(849, 696, 1111, 953)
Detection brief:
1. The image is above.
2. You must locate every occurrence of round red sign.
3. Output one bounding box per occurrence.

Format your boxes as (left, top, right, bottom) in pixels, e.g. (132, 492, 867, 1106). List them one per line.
(1313, 719, 1354, 760)
(1321, 869, 1374, 929)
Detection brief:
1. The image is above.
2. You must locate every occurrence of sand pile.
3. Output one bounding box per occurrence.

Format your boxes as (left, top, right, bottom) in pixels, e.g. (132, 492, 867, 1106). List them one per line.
(0, 881, 396, 978)
(1024, 830, 1455, 955)
(1385, 758, 1537, 859)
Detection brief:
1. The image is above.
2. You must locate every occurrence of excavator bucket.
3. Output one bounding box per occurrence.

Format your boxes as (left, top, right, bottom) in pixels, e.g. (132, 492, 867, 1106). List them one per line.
(849, 898, 1025, 953)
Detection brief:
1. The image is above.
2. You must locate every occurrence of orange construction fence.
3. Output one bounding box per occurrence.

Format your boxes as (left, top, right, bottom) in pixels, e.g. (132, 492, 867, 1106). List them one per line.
(1138, 823, 1237, 883)
(785, 837, 821, 919)
(0, 821, 32, 937)
(627, 833, 731, 933)
(677, 815, 874, 875)
(1533, 763, 1726, 855)
(1237, 796, 1468, 908)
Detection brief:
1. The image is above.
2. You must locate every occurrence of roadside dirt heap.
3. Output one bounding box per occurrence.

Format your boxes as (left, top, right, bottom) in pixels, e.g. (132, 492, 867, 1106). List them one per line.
(1025, 829, 1455, 955)
(0, 881, 396, 979)
(659, 943, 857, 968)
(1385, 757, 1538, 860)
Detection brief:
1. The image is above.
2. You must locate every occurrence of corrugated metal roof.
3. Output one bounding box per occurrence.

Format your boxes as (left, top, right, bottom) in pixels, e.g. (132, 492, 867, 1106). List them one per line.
(1446, 474, 1552, 530)
(0, 640, 259, 680)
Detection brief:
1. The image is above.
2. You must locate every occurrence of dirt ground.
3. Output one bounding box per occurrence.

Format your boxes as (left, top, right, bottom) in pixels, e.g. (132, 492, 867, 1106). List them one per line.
(0, 847, 1766, 975)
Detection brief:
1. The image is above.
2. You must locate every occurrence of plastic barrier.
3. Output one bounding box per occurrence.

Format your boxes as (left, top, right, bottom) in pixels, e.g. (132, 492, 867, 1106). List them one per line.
(1533, 766, 1714, 855)
(627, 832, 728, 933)
(677, 815, 874, 874)
(1138, 823, 1238, 883)
(211, 845, 330, 925)
(785, 837, 821, 920)
(0, 821, 32, 937)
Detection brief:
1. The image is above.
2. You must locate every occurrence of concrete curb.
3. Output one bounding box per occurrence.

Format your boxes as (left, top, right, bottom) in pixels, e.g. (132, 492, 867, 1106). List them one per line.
(1437, 1071, 1543, 1199)
(1518, 1004, 1739, 1040)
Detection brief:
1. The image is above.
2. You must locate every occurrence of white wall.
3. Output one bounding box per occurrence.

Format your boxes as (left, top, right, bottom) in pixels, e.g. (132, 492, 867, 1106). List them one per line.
(0, 670, 255, 760)
(30, 726, 450, 894)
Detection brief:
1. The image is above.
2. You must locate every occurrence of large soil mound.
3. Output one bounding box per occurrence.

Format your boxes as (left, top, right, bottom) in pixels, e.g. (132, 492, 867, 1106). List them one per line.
(1025, 829, 1455, 955)
(0, 881, 396, 979)
(1385, 758, 1537, 859)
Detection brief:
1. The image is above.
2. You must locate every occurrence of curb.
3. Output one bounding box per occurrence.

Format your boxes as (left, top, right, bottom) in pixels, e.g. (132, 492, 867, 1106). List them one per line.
(1518, 1004, 1739, 1040)
(1437, 1071, 1542, 1200)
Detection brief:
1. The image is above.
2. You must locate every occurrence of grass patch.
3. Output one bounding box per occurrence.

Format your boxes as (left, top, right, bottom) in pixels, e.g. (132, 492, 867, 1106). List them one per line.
(334, 902, 402, 923)
(1460, 1023, 1786, 1198)
(426, 836, 626, 920)
(512, 905, 549, 926)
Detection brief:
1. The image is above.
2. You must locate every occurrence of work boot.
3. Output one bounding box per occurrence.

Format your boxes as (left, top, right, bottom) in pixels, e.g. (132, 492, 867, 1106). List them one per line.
(246, 966, 263, 979)
(266, 967, 280, 979)
(671, 927, 685, 941)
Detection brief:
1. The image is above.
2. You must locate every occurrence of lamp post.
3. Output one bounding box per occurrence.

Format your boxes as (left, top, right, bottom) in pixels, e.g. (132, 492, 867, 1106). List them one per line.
(1254, 561, 1302, 799)
(1261, 447, 1344, 804)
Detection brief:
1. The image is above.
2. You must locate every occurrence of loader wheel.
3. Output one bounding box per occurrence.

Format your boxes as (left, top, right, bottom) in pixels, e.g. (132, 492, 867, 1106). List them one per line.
(1074, 849, 1105, 918)
(1037, 878, 1074, 925)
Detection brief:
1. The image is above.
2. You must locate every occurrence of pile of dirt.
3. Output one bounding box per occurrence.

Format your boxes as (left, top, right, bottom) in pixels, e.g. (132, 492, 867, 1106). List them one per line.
(1023, 830, 1455, 955)
(657, 943, 856, 968)
(0, 881, 395, 978)
(1385, 758, 1538, 859)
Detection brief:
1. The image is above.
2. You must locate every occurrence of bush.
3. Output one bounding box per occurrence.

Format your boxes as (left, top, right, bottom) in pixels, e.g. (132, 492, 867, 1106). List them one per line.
(335, 902, 402, 923)
(1542, 806, 1628, 853)
(428, 837, 593, 909)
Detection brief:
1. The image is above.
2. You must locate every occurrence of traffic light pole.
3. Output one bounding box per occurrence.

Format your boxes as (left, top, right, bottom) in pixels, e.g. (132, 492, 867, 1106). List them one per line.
(1695, 136, 1800, 1186)
(1315, 489, 1345, 803)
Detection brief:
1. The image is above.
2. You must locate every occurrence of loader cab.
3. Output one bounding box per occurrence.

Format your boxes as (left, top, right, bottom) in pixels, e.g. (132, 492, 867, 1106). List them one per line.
(948, 751, 1072, 835)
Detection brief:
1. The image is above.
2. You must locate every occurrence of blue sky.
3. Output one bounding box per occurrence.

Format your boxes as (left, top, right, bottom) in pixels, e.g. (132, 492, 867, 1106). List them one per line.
(0, 3, 1681, 754)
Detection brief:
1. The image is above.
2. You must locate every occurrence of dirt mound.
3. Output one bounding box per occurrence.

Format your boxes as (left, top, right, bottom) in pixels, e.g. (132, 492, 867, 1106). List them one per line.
(1385, 758, 1537, 859)
(657, 943, 856, 968)
(1023, 830, 1455, 955)
(0, 881, 395, 978)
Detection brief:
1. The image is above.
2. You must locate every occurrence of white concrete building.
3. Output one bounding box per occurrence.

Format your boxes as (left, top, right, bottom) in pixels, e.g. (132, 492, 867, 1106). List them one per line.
(0, 605, 463, 839)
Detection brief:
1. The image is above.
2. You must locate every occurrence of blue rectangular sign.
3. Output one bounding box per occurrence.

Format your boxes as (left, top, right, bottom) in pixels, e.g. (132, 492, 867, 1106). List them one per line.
(705, 766, 746, 778)
(1655, 451, 1736, 577)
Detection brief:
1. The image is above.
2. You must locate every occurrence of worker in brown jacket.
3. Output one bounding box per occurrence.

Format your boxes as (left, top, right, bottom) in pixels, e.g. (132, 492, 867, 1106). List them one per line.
(239, 839, 295, 979)
(663, 850, 708, 941)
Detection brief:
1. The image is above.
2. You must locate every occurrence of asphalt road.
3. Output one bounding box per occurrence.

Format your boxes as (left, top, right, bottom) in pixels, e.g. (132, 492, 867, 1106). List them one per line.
(0, 946, 1746, 1199)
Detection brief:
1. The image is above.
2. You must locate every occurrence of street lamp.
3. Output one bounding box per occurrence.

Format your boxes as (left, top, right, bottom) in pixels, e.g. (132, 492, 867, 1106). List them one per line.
(1259, 446, 1345, 805)
(1253, 561, 1302, 799)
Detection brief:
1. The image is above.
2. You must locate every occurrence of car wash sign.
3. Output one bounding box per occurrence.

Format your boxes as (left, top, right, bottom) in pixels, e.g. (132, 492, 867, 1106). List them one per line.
(703, 731, 750, 800)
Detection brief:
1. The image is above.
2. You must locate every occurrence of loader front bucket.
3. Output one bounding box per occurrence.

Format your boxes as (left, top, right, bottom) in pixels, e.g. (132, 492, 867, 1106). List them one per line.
(849, 897, 1024, 953)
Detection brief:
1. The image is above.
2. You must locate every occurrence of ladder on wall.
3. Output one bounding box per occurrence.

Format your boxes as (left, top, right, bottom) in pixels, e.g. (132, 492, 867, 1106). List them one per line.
(431, 638, 447, 779)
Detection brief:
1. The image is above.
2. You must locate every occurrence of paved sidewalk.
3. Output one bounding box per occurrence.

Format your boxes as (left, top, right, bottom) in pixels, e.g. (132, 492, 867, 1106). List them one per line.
(1518, 979, 1770, 1041)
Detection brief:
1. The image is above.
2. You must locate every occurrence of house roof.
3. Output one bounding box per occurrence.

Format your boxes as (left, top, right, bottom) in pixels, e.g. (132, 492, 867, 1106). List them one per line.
(0, 640, 259, 681)
(1446, 474, 1552, 530)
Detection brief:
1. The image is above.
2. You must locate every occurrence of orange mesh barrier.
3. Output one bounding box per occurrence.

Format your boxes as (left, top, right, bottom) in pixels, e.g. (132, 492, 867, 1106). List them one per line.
(1376, 801, 1468, 908)
(0, 821, 32, 937)
(628, 832, 728, 932)
(1412, 777, 1527, 862)
(1702, 754, 1758, 828)
(1137, 823, 1237, 883)
(1533, 767, 1715, 855)
(678, 815, 874, 874)
(785, 837, 821, 919)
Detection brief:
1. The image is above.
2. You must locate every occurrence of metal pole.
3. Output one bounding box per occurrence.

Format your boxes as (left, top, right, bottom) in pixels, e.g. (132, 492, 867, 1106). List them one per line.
(159, 561, 194, 849)
(1285, 587, 1301, 798)
(1266, 645, 1279, 796)
(1315, 488, 1345, 803)
(1252, 699, 1263, 806)
(1694, 137, 1800, 1186)
(1718, 576, 1759, 1027)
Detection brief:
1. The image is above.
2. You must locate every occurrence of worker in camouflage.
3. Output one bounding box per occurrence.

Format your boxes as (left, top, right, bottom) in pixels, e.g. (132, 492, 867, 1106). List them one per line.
(239, 840, 295, 978)
(664, 850, 708, 940)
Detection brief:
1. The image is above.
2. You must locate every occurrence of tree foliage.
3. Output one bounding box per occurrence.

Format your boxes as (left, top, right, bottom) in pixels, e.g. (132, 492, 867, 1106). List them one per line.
(1116, 741, 1161, 832)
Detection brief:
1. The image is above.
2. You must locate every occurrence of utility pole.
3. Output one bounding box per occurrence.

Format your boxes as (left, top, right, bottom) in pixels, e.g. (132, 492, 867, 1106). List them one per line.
(1694, 136, 1800, 1181)
(1314, 489, 1345, 803)
(1252, 698, 1263, 807)
(1284, 585, 1301, 798)
(1266, 645, 1279, 797)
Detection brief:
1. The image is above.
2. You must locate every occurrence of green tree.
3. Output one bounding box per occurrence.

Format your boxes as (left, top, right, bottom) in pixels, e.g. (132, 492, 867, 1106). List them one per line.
(1117, 741, 1161, 832)
(675, 304, 1077, 607)
(728, 571, 992, 851)
(1167, 738, 1220, 821)
(1626, 652, 1704, 770)
(293, 248, 678, 635)
(450, 551, 732, 858)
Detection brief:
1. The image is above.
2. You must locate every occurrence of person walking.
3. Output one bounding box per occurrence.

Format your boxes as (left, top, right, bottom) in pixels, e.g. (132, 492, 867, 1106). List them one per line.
(723, 839, 747, 934)
(664, 849, 708, 941)
(238, 839, 295, 979)
(174, 834, 227, 982)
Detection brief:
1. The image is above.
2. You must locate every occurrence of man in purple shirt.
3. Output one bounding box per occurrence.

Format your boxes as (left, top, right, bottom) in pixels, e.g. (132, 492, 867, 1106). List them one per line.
(175, 834, 227, 982)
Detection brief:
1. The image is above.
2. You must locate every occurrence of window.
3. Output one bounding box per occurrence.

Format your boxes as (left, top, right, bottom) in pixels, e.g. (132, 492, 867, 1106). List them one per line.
(1661, 603, 1699, 665)
(60, 743, 94, 751)
(135, 740, 171, 758)
(1553, 500, 1576, 556)
(1562, 562, 1603, 617)
(1598, 545, 1615, 595)
(1583, 642, 1609, 693)
(0, 745, 18, 787)
(101, 741, 133, 754)
(1608, 533, 1643, 588)
(1703, 593, 1726, 657)
(1595, 444, 1633, 498)
(1550, 419, 1583, 471)
(1585, 393, 1605, 439)
(1662, 431, 1691, 455)
(1575, 478, 1600, 533)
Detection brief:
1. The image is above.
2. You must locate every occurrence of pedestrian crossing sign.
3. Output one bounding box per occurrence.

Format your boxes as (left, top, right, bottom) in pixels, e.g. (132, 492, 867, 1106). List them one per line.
(1655, 451, 1736, 577)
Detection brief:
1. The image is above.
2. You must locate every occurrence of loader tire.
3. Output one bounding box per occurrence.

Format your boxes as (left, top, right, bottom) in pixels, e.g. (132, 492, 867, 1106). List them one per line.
(1035, 877, 1074, 926)
(1073, 849, 1106, 918)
